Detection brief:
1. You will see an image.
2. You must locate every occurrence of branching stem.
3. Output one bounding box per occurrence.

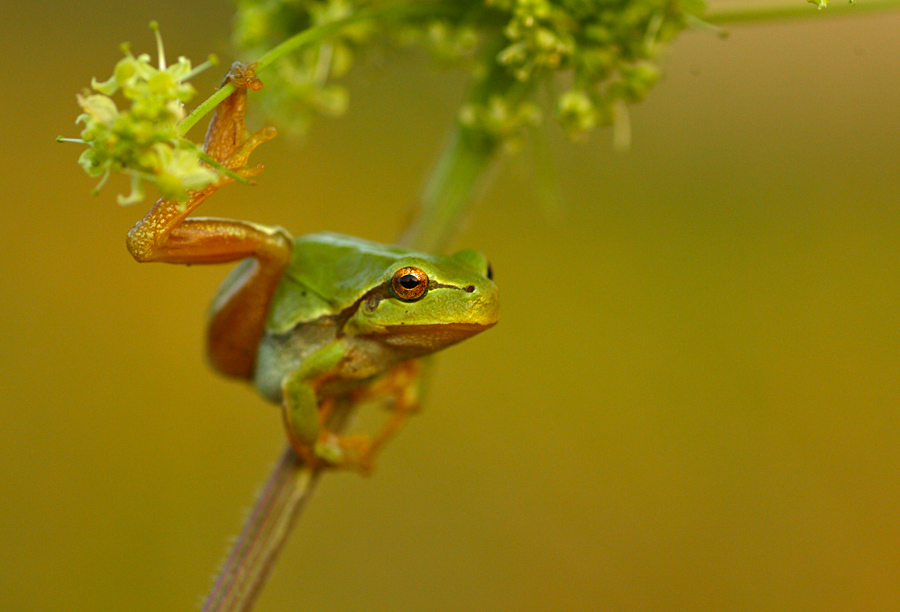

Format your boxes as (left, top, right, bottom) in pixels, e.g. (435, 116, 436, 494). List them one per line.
(706, 0, 900, 25)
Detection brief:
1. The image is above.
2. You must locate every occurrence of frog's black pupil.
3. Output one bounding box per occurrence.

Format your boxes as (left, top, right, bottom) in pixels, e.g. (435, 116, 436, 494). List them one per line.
(486, 264, 494, 281)
(399, 274, 420, 289)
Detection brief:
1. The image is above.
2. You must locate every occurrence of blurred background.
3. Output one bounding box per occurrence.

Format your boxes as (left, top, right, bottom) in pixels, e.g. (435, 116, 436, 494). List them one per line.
(2, 1, 899, 610)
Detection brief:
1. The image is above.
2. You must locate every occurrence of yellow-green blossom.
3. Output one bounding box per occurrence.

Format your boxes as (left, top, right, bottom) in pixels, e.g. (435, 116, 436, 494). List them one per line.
(68, 25, 217, 204)
(459, 96, 542, 152)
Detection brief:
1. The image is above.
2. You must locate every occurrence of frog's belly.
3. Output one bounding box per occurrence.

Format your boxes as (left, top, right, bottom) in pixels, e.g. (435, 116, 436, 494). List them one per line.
(253, 323, 336, 404)
(253, 324, 410, 404)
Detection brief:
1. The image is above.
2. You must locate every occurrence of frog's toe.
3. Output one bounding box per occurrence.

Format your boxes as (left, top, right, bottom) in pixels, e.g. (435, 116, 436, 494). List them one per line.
(311, 434, 376, 475)
(223, 126, 278, 173)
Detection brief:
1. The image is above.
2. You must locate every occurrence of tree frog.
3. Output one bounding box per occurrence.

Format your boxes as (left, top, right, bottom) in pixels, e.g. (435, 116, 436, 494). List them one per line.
(124, 64, 499, 472)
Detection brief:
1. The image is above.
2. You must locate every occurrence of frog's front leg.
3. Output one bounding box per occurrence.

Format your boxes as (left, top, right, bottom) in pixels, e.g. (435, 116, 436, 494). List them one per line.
(282, 353, 423, 473)
(347, 360, 423, 466)
(280, 341, 350, 468)
(124, 63, 292, 379)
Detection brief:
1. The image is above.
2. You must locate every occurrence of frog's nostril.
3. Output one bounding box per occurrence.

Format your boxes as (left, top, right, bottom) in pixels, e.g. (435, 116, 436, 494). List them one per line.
(464, 285, 475, 293)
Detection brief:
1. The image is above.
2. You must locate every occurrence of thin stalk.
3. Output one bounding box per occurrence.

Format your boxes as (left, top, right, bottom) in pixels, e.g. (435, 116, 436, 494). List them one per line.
(397, 124, 501, 252)
(706, 0, 900, 25)
(399, 37, 532, 252)
(201, 448, 318, 612)
(201, 400, 355, 612)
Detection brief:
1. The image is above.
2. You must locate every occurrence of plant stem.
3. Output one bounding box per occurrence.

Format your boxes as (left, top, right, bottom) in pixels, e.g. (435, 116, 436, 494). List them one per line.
(397, 124, 501, 252)
(179, 17, 354, 136)
(201, 447, 318, 612)
(706, 0, 900, 25)
(201, 399, 355, 612)
(398, 36, 531, 252)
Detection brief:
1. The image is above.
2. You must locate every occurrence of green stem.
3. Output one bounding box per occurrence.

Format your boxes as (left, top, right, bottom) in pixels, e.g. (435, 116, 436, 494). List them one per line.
(398, 125, 501, 252)
(706, 0, 900, 25)
(398, 36, 532, 252)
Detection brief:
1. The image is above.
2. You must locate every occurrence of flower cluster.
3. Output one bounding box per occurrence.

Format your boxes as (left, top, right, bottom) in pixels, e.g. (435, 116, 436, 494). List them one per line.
(70, 24, 218, 204)
(492, 0, 698, 140)
(69, 3, 707, 202)
(233, 0, 705, 144)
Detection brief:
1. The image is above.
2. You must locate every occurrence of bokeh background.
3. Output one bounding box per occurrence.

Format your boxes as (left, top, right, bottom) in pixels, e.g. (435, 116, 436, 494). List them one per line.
(2, 1, 899, 610)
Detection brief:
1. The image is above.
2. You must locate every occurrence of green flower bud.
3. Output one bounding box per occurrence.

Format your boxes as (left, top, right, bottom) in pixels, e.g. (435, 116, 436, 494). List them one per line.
(115, 59, 137, 87)
(557, 90, 597, 137)
(155, 171, 187, 201)
(148, 72, 176, 95)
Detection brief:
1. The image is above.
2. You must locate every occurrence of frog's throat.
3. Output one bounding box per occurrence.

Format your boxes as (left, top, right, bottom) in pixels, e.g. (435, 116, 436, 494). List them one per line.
(375, 321, 496, 352)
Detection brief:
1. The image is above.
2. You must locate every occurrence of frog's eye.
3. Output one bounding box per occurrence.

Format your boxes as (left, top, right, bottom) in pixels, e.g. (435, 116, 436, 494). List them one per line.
(486, 263, 494, 281)
(391, 267, 429, 301)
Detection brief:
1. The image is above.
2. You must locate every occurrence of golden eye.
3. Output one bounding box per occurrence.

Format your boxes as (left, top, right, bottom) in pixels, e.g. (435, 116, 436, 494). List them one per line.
(391, 267, 428, 301)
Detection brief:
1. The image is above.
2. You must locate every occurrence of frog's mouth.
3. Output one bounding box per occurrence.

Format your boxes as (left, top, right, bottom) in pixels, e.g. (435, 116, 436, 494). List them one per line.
(380, 322, 496, 351)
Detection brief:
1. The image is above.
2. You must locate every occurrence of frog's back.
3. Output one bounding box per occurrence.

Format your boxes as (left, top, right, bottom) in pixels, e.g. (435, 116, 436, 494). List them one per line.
(265, 232, 418, 334)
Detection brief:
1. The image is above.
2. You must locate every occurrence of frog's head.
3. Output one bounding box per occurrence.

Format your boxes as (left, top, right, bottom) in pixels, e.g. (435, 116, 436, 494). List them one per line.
(342, 248, 499, 354)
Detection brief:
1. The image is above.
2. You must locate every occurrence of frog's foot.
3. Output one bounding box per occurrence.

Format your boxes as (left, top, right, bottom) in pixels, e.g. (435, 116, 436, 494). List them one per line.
(314, 434, 378, 475)
(283, 432, 375, 474)
(281, 361, 424, 475)
(308, 397, 418, 475)
(224, 126, 277, 177)
(225, 61, 264, 92)
(204, 61, 277, 173)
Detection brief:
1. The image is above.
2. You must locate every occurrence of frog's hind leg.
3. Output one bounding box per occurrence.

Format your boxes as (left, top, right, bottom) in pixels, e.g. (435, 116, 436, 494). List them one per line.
(340, 359, 423, 472)
(193, 218, 293, 379)
(130, 214, 292, 379)
(124, 62, 293, 380)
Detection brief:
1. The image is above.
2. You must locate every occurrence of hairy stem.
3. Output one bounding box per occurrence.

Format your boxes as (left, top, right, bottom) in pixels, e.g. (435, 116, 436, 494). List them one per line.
(201, 448, 318, 612)
(201, 400, 355, 612)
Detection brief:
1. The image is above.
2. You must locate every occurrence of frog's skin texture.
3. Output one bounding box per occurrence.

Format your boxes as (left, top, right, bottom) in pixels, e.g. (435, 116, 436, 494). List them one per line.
(245, 231, 498, 403)
(124, 64, 498, 472)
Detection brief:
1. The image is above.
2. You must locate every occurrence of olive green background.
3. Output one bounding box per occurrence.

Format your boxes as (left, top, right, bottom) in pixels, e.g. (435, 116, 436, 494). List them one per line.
(2, 1, 899, 610)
